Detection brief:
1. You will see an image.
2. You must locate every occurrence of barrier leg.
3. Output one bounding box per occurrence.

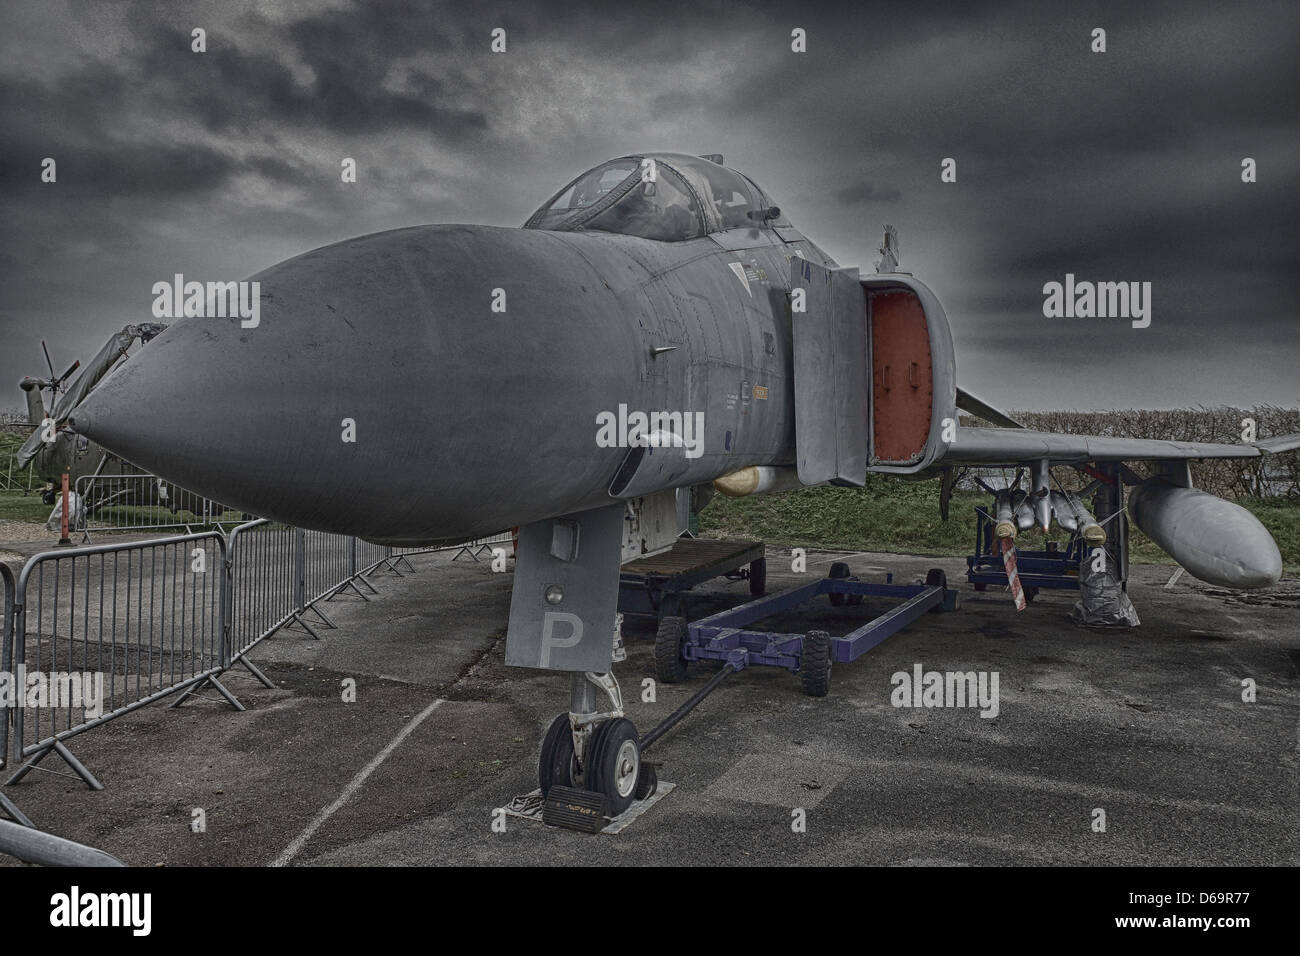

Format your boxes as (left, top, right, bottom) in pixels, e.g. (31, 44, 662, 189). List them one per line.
(326, 578, 372, 602)
(281, 611, 323, 640)
(168, 674, 246, 712)
(303, 603, 337, 629)
(0, 790, 34, 828)
(362, 557, 402, 579)
(6, 741, 103, 792)
(237, 656, 276, 689)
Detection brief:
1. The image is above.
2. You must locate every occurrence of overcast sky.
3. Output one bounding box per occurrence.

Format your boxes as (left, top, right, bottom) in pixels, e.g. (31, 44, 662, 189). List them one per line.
(1, 0, 1296, 413)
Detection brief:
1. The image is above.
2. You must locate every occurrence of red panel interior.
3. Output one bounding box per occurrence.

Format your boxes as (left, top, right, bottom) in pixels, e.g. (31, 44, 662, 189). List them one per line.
(870, 290, 933, 464)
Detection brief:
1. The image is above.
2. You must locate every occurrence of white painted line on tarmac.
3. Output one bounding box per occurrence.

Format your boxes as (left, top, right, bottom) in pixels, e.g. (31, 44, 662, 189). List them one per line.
(271, 698, 445, 867)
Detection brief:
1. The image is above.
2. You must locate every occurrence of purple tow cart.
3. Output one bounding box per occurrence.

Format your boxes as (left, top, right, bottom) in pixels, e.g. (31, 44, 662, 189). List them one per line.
(652, 562, 961, 698)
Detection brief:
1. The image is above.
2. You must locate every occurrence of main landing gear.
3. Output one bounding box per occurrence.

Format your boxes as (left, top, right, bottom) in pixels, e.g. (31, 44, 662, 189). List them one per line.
(537, 671, 655, 817)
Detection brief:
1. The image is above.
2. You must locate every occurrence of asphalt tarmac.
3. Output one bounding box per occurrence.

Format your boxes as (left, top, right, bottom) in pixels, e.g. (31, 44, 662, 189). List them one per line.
(2, 545, 1296, 866)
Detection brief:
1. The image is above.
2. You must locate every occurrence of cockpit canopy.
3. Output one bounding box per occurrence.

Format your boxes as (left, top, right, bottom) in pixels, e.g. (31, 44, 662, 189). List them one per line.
(523, 153, 789, 242)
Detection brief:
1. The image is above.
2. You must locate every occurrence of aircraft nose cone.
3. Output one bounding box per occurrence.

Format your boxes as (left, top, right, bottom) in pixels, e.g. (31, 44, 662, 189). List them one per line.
(67, 223, 639, 541)
(66, 232, 462, 533)
(68, 312, 301, 519)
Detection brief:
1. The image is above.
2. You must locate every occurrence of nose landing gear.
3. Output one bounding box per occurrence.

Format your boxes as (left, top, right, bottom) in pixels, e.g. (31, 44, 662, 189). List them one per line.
(538, 671, 648, 818)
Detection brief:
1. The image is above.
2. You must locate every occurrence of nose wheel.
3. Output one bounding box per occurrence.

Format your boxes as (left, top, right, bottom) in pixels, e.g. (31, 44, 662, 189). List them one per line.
(538, 713, 646, 818)
(585, 717, 641, 817)
(537, 713, 578, 793)
(537, 672, 649, 821)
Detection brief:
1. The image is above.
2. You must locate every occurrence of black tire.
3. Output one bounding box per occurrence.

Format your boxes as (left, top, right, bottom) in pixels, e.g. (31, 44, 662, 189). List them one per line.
(748, 557, 767, 596)
(973, 582, 987, 592)
(585, 717, 641, 817)
(655, 615, 689, 683)
(538, 713, 576, 796)
(583, 719, 611, 790)
(925, 568, 948, 612)
(800, 630, 833, 697)
(828, 561, 850, 607)
(1024, 586, 1039, 603)
(634, 763, 658, 801)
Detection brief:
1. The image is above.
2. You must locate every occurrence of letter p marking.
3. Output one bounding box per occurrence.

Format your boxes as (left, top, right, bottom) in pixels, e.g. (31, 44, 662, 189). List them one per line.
(539, 611, 584, 669)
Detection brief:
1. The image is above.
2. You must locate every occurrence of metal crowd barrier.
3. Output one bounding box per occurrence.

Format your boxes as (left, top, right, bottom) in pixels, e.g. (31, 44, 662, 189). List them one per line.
(0, 818, 124, 865)
(5, 532, 226, 790)
(162, 522, 406, 709)
(0, 564, 22, 826)
(0, 521, 497, 794)
(1, 562, 13, 772)
(392, 530, 514, 563)
(302, 527, 354, 606)
(74, 473, 242, 539)
(225, 519, 297, 664)
(221, 522, 395, 664)
(1, 450, 39, 493)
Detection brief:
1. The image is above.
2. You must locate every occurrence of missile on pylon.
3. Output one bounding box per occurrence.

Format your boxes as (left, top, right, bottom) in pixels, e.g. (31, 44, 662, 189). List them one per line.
(1013, 491, 1035, 531)
(1049, 491, 1077, 532)
(994, 491, 1017, 539)
(1031, 460, 1051, 532)
(1062, 491, 1106, 544)
(1127, 478, 1281, 588)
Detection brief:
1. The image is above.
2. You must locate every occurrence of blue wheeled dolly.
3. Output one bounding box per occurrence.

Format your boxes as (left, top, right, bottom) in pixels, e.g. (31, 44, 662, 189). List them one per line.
(965, 506, 1084, 600)
(648, 561, 960, 699)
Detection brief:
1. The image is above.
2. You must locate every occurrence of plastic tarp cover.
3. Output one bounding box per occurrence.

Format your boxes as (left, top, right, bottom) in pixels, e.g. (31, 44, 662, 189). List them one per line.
(1070, 562, 1140, 627)
(45, 491, 86, 533)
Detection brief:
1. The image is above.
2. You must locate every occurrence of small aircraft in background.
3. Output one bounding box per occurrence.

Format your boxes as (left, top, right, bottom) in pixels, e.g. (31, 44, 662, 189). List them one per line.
(69, 152, 1299, 814)
(15, 324, 168, 507)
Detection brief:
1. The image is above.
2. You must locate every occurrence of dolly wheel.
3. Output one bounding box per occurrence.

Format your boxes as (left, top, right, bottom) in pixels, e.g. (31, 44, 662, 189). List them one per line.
(925, 568, 948, 612)
(749, 557, 767, 596)
(538, 713, 576, 796)
(828, 561, 850, 607)
(800, 630, 833, 697)
(655, 616, 690, 683)
(586, 717, 641, 817)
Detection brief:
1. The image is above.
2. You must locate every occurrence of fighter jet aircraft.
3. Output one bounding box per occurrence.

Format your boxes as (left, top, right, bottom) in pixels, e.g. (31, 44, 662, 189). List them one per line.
(68, 152, 1299, 814)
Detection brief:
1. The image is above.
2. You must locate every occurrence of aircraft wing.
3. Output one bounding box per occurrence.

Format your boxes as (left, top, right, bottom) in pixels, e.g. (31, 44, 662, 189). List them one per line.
(947, 385, 1300, 465)
(941, 426, 1300, 466)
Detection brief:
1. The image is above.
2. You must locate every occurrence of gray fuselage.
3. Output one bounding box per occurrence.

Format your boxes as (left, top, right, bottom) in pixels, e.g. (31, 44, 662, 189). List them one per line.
(71, 222, 837, 543)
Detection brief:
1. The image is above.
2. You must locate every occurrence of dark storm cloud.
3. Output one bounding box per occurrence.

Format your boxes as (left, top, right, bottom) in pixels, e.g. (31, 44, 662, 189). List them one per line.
(283, 0, 460, 59)
(0, 138, 242, 197)
(133, 22, 488, 138)
(0, 0, 1296, 415)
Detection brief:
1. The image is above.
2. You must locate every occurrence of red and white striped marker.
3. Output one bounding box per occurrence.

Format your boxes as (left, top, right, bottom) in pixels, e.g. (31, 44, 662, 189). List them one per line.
(1000, 537, 1027, 611)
